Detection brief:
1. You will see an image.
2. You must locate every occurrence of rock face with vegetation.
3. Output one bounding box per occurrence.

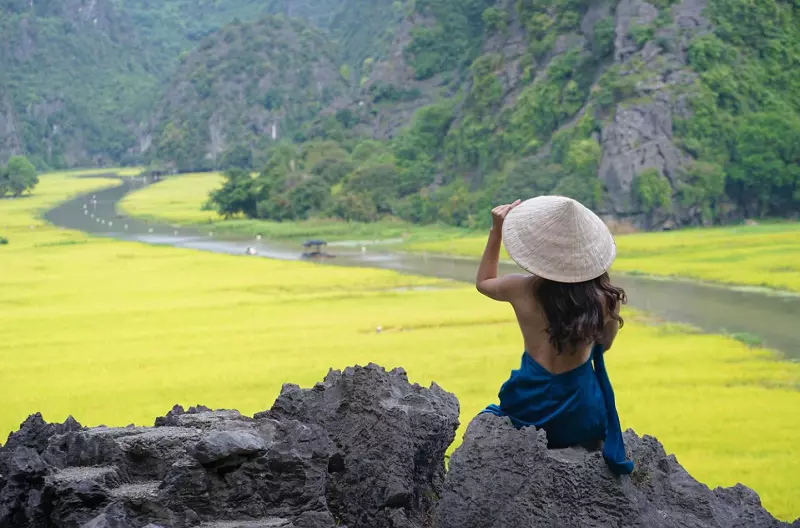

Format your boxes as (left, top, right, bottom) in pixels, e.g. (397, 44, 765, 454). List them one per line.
(147, 16, 348, 172)
(0, 0, 158, 168)
(186, 0, 798, 229)
(0, 0, 405, 171)
(0, 0, 798, 228)
(1, 364, 796, 528)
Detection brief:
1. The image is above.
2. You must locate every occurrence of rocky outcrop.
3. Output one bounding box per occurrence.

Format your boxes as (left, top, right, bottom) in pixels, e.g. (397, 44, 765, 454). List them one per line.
(597, 0, 712, 225)
(598, 95, 690, 216)
(1, 365, 795, 528)
(435, 414, 795, 528)
(352, 12, 446, 141)
(0, 365, 459, 528)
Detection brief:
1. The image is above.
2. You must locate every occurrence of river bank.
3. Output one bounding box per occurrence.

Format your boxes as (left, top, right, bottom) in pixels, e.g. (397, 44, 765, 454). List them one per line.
(119, 171, 800, 294)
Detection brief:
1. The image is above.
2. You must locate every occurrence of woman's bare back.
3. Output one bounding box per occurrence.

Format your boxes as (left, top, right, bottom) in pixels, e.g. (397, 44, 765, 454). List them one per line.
(508, 275, 593, 374)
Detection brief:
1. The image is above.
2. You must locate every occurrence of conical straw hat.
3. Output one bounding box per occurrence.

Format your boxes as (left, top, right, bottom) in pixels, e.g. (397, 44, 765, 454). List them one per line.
(501, 196, 616, 283)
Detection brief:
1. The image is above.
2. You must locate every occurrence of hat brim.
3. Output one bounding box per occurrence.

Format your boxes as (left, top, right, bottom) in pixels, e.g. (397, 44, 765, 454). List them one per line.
(501, 196, 616, 283)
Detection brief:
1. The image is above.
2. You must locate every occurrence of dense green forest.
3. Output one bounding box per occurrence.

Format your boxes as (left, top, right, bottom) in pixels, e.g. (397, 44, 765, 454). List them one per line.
(201, 0, 800, 228)
(0, 0, 797, 227)
(149, 16, 348, 172)
(0, 0, 403, 169)
(0, 0, 283, 168)
(0, 0, 158, 167)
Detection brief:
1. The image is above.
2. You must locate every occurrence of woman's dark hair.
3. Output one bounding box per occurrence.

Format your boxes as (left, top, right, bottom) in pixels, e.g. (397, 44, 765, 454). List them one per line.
(535, 272, 626, 353)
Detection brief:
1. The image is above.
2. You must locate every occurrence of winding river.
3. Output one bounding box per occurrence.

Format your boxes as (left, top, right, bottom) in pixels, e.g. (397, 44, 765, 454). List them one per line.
(45, 176, 800, 359)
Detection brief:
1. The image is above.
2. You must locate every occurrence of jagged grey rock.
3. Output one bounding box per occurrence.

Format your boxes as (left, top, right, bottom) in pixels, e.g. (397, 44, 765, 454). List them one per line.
(1, 366, 796, 528)
(598, 97, 688, 215)
(597, 0, 713, 227)
(188, 430, 267, 466)
(0, 364, 459, 528)
(434, 413, 796, 528)
(261, 365, 460, 528)
(614, 0, 660, 62)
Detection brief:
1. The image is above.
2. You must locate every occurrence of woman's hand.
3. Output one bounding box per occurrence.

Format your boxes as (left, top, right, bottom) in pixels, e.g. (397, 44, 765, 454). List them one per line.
(478, 199, 526, 302)
(491, 200, 521, 232)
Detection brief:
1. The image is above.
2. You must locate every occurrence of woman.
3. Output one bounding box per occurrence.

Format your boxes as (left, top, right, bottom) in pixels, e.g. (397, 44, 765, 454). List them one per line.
(476, 196, 634, 475)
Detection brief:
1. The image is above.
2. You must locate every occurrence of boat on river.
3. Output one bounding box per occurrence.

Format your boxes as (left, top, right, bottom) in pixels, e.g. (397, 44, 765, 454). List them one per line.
(302, 239, 335, 259)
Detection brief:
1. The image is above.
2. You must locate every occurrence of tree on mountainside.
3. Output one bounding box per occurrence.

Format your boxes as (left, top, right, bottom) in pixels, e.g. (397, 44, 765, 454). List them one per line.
(676, 161, 726, 224)
(219, 145, 254, 171)
(0, 156, 38, 197)
(633, 168, 673, 225)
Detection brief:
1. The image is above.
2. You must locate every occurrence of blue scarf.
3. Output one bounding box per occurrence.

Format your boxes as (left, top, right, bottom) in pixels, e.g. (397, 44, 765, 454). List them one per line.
(482, 343, 634, 475)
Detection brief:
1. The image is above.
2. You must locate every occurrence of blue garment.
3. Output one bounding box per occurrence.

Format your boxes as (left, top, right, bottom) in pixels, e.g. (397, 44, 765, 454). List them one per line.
(482, 343, 634, 475)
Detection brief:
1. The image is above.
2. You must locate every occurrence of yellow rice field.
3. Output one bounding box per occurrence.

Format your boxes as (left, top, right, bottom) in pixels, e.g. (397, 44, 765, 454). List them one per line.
(2, 172, 799, 519)
(408, 225, 800, 293)
(120, 172, 224, 224)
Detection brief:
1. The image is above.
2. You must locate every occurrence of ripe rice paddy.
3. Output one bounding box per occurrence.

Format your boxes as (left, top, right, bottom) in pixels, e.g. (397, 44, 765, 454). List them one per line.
(409, 224, 800, 293)
(2, 172, 799, 519)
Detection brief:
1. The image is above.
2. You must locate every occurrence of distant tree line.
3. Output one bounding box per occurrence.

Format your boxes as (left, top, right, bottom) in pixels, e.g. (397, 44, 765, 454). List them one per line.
(0, 156, 38, 197)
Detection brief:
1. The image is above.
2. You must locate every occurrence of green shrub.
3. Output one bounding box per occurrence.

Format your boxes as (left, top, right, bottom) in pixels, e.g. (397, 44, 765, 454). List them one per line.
(482, 7, 508, 33)
(592, 17, 616, 59)
(633, 168, 673, 214)
(629, 24, 655, 47)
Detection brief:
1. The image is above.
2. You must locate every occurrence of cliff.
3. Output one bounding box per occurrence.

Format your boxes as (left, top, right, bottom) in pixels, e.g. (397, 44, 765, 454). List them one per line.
(182, 0, 799, 228)
(1, 364, 795, 528)
(146, 16, 348, 173)
(0, 0, 157, 168)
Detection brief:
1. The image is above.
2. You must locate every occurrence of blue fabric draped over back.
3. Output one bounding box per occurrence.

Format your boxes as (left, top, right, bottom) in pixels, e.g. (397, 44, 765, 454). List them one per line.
(482, 343, 634, 475)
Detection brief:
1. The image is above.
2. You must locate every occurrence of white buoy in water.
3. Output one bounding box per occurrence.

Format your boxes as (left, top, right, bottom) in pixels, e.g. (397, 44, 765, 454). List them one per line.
(361, 246, 366, 253)
(148, 228, 154, 233)
(108, 222, 113, 227)
(124, 224, 128, 230)
(256, 235, 262, 241)
(90, 214, 94, 218)
(84, 210, 88, 215)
